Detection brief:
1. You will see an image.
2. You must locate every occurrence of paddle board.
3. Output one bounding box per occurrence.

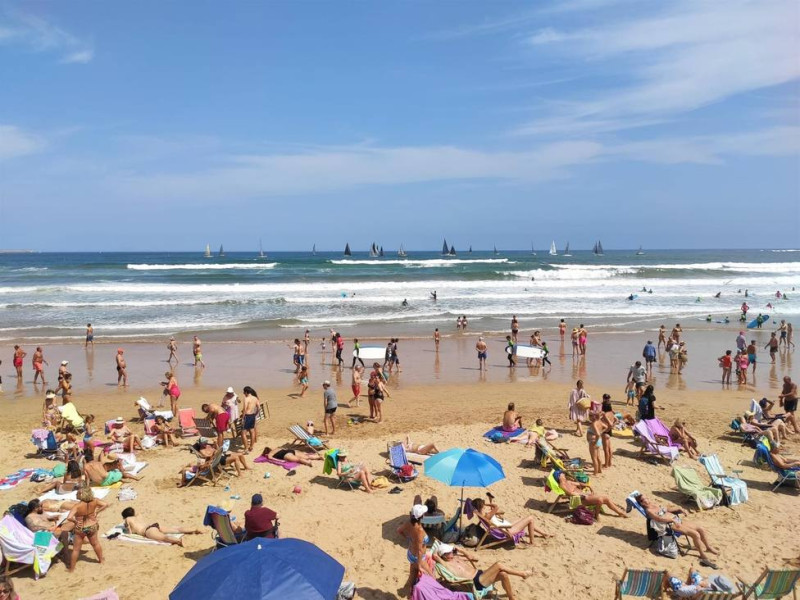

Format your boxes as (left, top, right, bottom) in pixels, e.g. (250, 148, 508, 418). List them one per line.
(507, 345, 544, 359)
(747, 314, 769, 329)
(353, 346, 385, 360)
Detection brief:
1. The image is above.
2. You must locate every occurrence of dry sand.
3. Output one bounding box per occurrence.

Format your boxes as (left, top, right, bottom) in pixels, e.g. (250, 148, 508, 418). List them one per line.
(1, 340, 798, 599)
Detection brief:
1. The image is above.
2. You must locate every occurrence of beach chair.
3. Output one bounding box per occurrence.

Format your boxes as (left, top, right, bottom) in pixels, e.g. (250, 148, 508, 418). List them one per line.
(633, 421, 679, 464)
(625, 492, 689, 555)
(430, 539, 495, 598)
(672, 466, 723, 510)
(614, 568, 667, 599)
(288, 424, 328, 453)
(322, 449, 361, 490)
(472, 511, 525, 550)
(178, 408, 199, 437)
(693, 592, 742, 600)
(0, 514, 61, 577)
(185, 447, 226, 487)
(387, 443, 418, 483)
(543, 469, 594, 514)
(753, 444, 800, 492)
(203, 505, 244, 549)
(136, 397, 173, 422)
(644, 418, 684, 451)
(699, 454, 748, 506)
(31, 429, 63, 460)
(737, 567, 799, 599)
(534, 438, 579, 471)
(193, 417, 218, 440)
(421, 507, 461, 543)
(143, 417, 157, 437)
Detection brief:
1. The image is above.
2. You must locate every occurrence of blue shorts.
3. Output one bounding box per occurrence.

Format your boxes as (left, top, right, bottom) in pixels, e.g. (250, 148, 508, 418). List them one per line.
(748, 354, 756, 363)
(243, 414, 256, 430)
(478, 352, 487, 359)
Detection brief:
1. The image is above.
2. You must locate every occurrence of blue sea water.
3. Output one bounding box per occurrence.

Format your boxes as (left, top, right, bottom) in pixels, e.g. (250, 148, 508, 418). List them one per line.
(0, 248, 797, 342)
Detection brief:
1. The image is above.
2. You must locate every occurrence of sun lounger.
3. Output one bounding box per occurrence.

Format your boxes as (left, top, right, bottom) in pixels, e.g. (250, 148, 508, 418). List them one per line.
(430, 539, 494, 598)
(698, 454, 748, 506)
(754, 444, 800, 492)
(644, 418, 683, 451)
(672, 466, 723, 510)
(737, 567, 799, 599)
(387, 443, 418, 483)
(135, 397, 173, 421)
(633, 421, 679, 464)
(289, 424, 328, 453)
(614, 568, 666, 599)
(178, 408, 199, 437)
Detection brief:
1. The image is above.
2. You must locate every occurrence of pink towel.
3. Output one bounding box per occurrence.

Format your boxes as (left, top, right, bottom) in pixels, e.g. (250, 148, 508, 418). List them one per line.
(412, 574, 472, 600)
(253, 456, 301, 470)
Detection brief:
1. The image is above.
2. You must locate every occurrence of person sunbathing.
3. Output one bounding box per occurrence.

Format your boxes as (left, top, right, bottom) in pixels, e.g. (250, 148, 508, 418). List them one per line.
(769, 444, 800, 469)
(471, 497, 552, 543)
(431, 542, 533, 600)
(84, 452, 142, 486)
(739, 413, 790, 444)
(335, 449, 374, 493)
(152, 415, 176, 447)
(40, 498, 79, 512)
(121, 507, 202, 546)
(109, 418, 144, 452)
(634, 493, 720, 568)
(403, 436, 439, 455)
(666, 566, 734, 599)
(670, 419, 699, 459)
(260, 446, 322, 466)
(502, 403, 523, 432)
(193, 438, 248, 476)
(555, 471, 628, 518)
(36, 459, 85, 495)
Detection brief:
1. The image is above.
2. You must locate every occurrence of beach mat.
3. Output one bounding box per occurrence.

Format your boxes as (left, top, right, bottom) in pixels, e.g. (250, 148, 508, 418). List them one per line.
(253, 455, 301, 470)
(483, 426, 525, 440)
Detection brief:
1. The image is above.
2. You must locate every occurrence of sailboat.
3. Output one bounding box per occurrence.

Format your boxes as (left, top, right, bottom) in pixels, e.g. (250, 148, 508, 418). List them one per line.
(344, 243, 351, 257)
(636, 245, 645, 256)
(595, 240, 604, 256)
(448, 244, 456, 256)
(312, 244, 317, 256)
(369, 243, 379, 258)
(530, 243, 536, 256)
(563, 242, 572, 257)
(397, 244, 407, 258)
(258, 239, 266, 259)
(218, 245, 225, 258)
(441, 239, 449, 256)
(468, 245, 473, 253)
(549, 241, 557, 256)
(493, 245, 500, 256)
(379, 246, 385, 257)
(204, 244, 212, 258)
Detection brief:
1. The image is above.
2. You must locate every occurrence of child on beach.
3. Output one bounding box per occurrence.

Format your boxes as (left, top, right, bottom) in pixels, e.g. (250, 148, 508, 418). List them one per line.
(625, 381, 636, 406)
(320, 337, 326, 353)
(298, 365, 309, 397)
(351, 365, 363, 406)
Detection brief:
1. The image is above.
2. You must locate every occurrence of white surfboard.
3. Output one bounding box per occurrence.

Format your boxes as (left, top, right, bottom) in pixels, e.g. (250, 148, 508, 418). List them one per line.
(507, 344, 544, 359)
(353, 346, 385, 360)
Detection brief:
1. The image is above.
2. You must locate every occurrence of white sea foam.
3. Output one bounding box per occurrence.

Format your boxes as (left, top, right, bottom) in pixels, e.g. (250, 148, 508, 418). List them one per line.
(126, 263, 277, 270)
(328, 258, 509, 266)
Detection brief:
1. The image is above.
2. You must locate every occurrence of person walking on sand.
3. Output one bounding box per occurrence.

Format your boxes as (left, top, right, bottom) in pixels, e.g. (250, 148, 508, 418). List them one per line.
(85, 324, 94, 348)
(505, 335, 516, 368)
(351, 338, 365, 368)
(642, 340, 656, 377)
(510, 316, 519, 343)
(778, 320, 788, 347)
(122, 507, 202, 546)
(322, 380, 337, 436)
(298, 365, 309, 397)
(115, 348, 128, 387)
(335, 333, 345, 367)
(32, 346, 48, 385)
(351, 364, 363, 406)
(162, 371, 181, 415)
(568, 380, 590, 436)
(570, 328, 579, 358)
(192, 335, 205, 368)
(241, 386, 260, 453)
(476, 337, 488, 370)
(433, 328, 440, 352)
(167, 337, 179, 365)
(657, 325, 667, 350)
(559, 318, 566, 341)
(765, 333, 779, 363)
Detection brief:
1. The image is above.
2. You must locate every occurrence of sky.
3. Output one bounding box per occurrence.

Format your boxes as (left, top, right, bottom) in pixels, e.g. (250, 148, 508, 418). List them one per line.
(0, 0, 798, 252)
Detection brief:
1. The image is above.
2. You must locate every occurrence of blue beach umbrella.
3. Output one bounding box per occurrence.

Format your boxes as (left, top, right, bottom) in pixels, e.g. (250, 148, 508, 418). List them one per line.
(424, 448, 505, 530)
(170, 538, 345, 600)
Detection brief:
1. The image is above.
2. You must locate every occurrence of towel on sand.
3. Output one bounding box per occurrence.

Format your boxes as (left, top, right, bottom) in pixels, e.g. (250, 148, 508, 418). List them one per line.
(483, 426, 525, 440)
(253, 455, 301, 470)
(103, 523, 183, 545)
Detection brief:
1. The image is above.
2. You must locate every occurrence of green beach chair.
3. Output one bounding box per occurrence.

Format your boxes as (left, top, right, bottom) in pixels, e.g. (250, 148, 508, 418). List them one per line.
(614, 568, 666, 599)
(737, 567, 800, 599)
(672, 466, 723, 510)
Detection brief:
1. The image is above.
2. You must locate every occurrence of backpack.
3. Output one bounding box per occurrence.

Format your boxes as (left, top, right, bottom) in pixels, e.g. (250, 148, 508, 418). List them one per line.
(656, 534, 679, 559)
(570, 506, 594, 525)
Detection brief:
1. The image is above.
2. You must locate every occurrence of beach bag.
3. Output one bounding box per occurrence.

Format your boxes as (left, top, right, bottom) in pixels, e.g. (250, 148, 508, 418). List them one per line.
(488, 431, 505, 443)
(656, 534, 679, 559)
(371, 476, 390, 489)
(570, 506, 594, 525)
(141, 436, 157, 449)
(460, 523, 481, 547)
(576, 398, 592, 410)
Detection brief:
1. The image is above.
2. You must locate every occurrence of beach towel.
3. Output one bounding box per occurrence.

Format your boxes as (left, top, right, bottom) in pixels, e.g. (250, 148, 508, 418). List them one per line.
(103, 523, 183, 546)
(39, 487, 112, 502)
(0, 515, 61, 577)
(79, 589, 120, 600)
(32, 529, 61, 577)
(253, 455, 301, 470)
(0, 468, 36, 490)
(672, 466, 723, 510)
(412, 574, 473, 600)
(323, 449, 339, 475)
(483, 426, 525, 441)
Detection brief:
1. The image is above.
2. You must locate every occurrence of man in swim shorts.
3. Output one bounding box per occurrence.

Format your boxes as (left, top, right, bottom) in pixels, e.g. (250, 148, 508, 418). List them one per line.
(32, 346, 48, 385)
(193, 335, 205, 368)
(475, 337, 488, 371)
(85, 324, 94, 348)
(431, 543, 532, 599)
(241, 387, 260, 452)
(201, 403, 229, 447)
(322, 380, 338, 435)
(778, 376, 799, 434)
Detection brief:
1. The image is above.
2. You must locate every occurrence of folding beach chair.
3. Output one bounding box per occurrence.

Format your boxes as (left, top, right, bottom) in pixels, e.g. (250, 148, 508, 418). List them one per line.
(178, 408, 199, 437)
(754, 444, 800, 492)
(193, 417, 218, 440)
(693, 592, 742, 600)
(185, 447, 226, 487)
(136, 397, 173, 422)
(737, 567, 800, 599)
(625, 492, 690, 556)
(203, 505, 244, 550)
(535, 438, 580, 471)
(322, 449, 361, 490)
(543, 469, 594, 514)
(387, 442, 418, 483)
(633, 421, 679, 464)
(430, 539, 495, 598)
(0, 514, 61, 577)
(672, 466, 723, 510)
(645, 418, 684, 452)
(699, 454, 748, 506)
(614, 568, 666, 599)
(472, 511, 524, 550)
(288, 424, 328, 453)
(31, 429, 63, 460)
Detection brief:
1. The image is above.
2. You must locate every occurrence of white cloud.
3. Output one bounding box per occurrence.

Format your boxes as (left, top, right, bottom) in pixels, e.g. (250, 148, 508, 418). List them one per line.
(0, 11, 93, 64)
(0, 125, 46, 160)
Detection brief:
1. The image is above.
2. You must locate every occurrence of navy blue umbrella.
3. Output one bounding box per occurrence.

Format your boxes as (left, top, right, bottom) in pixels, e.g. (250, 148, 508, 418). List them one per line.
(170, 538, 345, 600)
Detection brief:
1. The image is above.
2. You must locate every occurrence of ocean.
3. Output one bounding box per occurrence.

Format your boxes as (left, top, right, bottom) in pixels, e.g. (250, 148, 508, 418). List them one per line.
(0, 249, 797, 342)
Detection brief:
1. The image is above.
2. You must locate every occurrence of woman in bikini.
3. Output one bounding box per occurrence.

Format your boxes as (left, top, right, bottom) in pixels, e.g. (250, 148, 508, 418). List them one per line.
(397, 505, 433, 595)
(259, 446, 322, 466)
(471, 497, 551, 543)
(586, 411, 607, 475)
(66, 486, 108, 572)
(153, 415, 177, 447)
(403, 436, 439, 455)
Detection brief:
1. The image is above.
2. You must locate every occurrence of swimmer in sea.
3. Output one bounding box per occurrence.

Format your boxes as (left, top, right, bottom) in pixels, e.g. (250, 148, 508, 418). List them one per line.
(402, 299, 409, 307)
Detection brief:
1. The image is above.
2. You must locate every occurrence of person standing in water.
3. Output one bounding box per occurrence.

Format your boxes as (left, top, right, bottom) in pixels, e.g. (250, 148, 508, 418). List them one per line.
(433, 328, 440, 352)
(476, 337, 488, 370)
(85, 324, 94, 348)
(193, 335, 205, 368)
(510, 316, 519, 343)
(559, 319, 566, 341)
(115, 349, 128, 387)
(32, 346, 48, 385)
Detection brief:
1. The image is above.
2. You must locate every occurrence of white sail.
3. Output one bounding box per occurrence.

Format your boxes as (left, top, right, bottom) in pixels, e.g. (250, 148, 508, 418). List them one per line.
(564, 242, 571, 257)
(549, 241, 557, 255)
(204, 244, 211, 258)
(259, 239, 265, 258)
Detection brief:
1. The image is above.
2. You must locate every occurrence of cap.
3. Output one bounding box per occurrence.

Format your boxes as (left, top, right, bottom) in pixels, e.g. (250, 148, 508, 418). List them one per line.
(323, 380, 331, 386)
(251, 493, 263, 505)
(411, 504, 428, 519)
(101, 452, 119, 464)
(436, 543, 455, 556)
(45, 391, 56, 399)
(61, 360, 69, 365)
(226, 387, 235, 394)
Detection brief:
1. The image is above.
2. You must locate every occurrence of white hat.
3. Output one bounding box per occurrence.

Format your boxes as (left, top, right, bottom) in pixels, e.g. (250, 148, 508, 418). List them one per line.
(323, 380, 331, 386)
(226, 387, 235, 394)
(436, 543, 455, 556)
(411, 504, 428, 519)
(114, 417, 124, 424)
(61, 360, 68, 365)
(45, 391, 56, 400)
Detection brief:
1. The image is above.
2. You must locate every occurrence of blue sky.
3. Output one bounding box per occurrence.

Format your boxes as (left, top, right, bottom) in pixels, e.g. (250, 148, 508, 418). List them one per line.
(0, 0, 798, 251)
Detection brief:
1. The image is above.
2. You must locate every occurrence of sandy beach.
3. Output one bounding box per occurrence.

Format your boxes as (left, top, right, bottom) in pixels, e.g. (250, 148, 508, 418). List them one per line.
(1, 333, 798, 600)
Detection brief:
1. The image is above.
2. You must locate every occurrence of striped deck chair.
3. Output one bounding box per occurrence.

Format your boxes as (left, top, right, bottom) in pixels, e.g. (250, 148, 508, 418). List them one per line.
(193, 417, 217, 440)
(203, 505, 244, 550)
(387, 443, 418, 483)
(699, 454, 748, 506)
(288, 424, 328, 453)
(737, 567, 799, 599)
(633, 421, 679, 464)
(754, 445, 799, 493)
(693, 592, 742, 600)
(430, 539, 495, 598)
(614, 568, 666, 599)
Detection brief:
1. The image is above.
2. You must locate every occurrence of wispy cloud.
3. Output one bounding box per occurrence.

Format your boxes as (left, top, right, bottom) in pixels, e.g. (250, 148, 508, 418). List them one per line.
(515, 1, 800, 136)
(0, 125, 46, 160)
(0, 11, 93, 64)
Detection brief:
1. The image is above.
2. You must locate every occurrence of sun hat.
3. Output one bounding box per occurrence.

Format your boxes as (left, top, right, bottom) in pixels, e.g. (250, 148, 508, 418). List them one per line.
(45, 391, 56, 399)
(114, 417, 124, 424)
(226, 387, 235, 394)
(323, 380, 331, 386)
(61, 360, 69, 365)
(436, 543, 454, 555)
(411, 504, 428, 519)
(102, 452, 120, 464)
(338, 448, 348, 457)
